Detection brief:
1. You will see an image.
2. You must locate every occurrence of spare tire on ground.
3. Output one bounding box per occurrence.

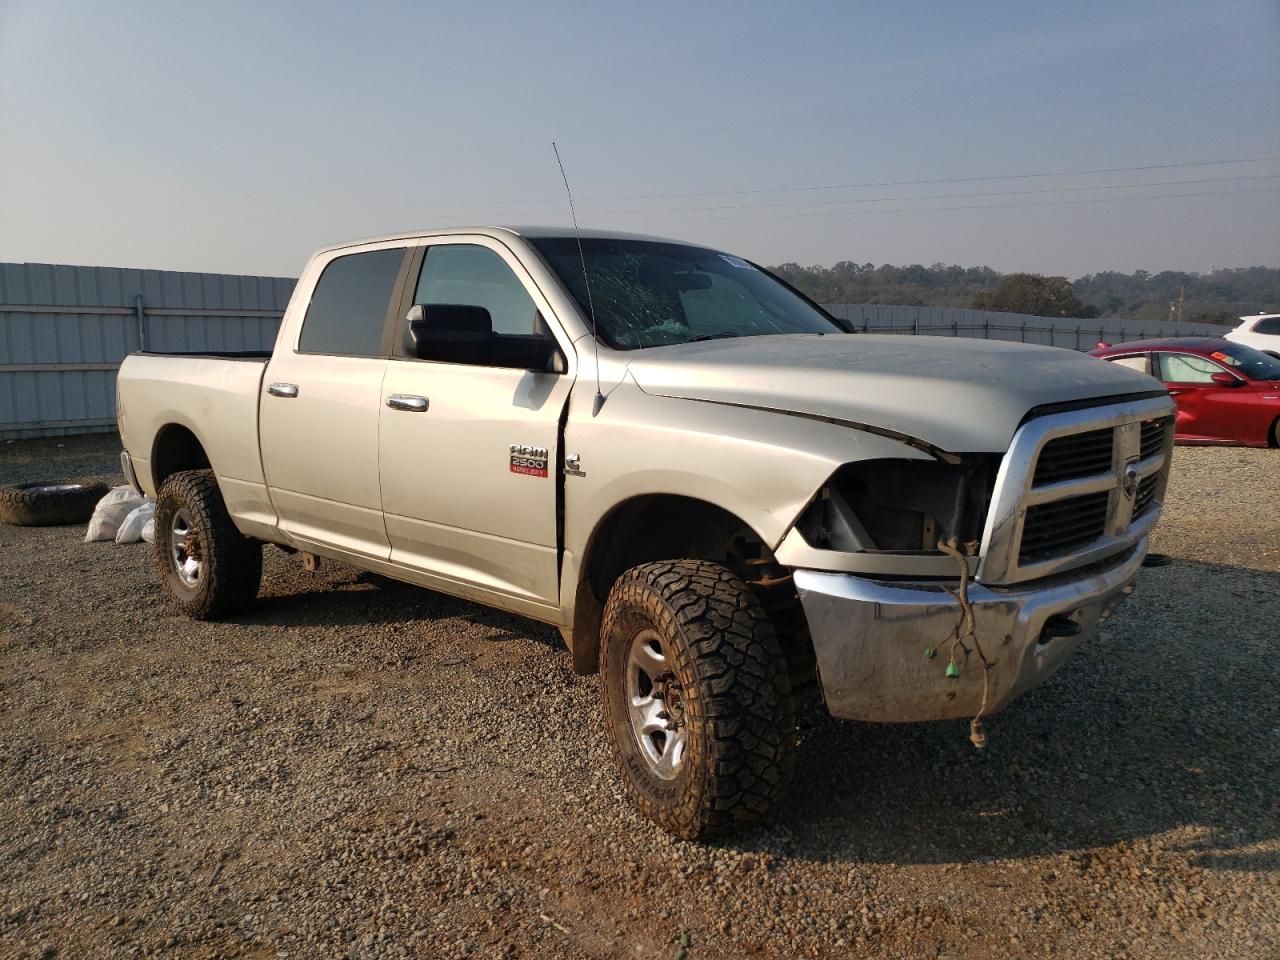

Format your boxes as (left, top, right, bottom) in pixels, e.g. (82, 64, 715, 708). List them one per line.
(0, 481, 111, 527)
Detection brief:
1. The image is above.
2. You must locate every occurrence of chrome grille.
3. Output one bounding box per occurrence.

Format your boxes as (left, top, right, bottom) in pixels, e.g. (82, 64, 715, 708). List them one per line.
(1034, 428, 1113, 485)
(1133, 474, 1159, 519)
(978, 397, 1176, 585)
(1020, 491, 1110, 563)
(1139, 419, 1168, 460)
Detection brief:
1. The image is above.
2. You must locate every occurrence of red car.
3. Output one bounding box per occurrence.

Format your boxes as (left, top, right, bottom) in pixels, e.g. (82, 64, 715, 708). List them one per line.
(1090, 338, 1280, 447)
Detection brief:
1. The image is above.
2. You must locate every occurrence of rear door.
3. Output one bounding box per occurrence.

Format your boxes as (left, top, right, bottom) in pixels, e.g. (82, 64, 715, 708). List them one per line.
(378, 237, 575, 610)
(260, 243, 412, 558)
(1154, 352, 1251, 443)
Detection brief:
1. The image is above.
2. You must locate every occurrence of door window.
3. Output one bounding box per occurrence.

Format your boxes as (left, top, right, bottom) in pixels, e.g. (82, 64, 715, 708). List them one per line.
(414, 245, 541, 336)
(1108, 354, 1150, 374)
(1156, 353, 1222, 383)
(298, 248, 405, 356)
(1253, 317, 1280, 334)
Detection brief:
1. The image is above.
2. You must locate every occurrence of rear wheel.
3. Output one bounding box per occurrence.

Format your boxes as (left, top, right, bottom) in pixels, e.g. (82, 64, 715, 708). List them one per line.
(600, 559, 795, 840)
(154, 469, 261, 620)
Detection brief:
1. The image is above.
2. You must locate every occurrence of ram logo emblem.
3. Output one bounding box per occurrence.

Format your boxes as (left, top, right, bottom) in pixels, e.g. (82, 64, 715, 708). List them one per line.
(1122, 458, 1140, 499)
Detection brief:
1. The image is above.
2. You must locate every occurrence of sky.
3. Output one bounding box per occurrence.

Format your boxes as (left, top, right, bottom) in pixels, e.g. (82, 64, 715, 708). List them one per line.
(1, 0, 1277, 280)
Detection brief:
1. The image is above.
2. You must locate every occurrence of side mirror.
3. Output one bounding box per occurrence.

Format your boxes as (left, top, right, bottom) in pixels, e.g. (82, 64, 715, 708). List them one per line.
(1210, 371, 1244, 387)
(404, 304, 564, 372)
(491, 335, 563, 373)
(404, 303, 492, 362)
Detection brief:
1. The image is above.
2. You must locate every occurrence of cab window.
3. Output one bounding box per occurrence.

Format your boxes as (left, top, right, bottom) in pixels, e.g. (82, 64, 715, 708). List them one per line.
(298, 248, 405, 356)
(1156, 353, 1222, 384)
(414, 245, 542, 336)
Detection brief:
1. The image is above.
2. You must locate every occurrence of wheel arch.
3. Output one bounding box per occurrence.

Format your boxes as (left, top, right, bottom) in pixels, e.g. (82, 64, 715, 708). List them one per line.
(150, 423, 213, 490)
(567, 493, 812, 680)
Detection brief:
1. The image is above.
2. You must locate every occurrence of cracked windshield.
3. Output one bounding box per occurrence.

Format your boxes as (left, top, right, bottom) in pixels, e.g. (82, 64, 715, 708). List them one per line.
(530, 237, 841, 349)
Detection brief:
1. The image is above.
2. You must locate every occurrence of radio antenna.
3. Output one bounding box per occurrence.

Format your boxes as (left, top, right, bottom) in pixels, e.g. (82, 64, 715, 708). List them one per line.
(552, 141, 605, 416)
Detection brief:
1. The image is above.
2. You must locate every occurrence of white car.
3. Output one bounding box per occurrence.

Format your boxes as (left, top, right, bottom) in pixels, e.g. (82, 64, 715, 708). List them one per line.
(1224, 314, 1280, 358)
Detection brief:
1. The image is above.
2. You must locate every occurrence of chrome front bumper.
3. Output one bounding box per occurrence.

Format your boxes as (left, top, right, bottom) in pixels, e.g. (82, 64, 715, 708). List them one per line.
(792, 541, 1147, 723)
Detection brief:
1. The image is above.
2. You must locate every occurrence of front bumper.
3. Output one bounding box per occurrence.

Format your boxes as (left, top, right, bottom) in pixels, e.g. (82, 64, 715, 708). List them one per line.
(792, 540, 1147, 723)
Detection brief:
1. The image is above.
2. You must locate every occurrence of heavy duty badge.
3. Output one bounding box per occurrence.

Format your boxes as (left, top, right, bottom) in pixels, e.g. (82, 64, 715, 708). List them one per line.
(509, 443, 549, 477)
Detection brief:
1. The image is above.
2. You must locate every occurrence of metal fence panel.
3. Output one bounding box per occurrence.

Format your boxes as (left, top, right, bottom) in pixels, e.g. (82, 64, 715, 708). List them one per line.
(822, 303, 1226, 349)
(1, 261, 293, 439)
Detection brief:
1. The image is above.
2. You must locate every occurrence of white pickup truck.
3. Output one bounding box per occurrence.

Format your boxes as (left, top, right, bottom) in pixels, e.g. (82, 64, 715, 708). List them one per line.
(117, 227, 1175, 839)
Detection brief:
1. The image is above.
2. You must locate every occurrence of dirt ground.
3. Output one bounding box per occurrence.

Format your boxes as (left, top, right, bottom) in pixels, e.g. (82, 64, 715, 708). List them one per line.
(1, 434, 1277, 960)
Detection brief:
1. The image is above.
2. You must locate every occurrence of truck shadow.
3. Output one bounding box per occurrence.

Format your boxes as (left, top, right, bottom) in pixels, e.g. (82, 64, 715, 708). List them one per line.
(721, 557, 1279, 872)
(245, 564, 566, 651)
(243, 552, 1276, 873)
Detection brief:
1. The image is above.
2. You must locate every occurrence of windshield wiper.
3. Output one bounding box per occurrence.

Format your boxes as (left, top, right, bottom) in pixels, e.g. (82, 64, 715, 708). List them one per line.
(689, 332, 740, 342)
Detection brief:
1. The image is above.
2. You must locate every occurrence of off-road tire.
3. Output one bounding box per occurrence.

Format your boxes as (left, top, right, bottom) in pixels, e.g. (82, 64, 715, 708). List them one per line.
(154, 469, 261, 620)
(0, 481, 109, 526)
(600, 559, 795, 840)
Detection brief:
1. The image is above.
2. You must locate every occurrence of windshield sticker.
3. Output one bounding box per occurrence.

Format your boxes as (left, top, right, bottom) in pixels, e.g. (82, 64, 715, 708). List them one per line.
(719, 254, 754, 270)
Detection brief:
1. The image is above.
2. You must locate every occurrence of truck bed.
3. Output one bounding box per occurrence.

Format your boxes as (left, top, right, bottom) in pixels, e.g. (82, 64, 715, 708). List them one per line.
(116, 352, 271, 523)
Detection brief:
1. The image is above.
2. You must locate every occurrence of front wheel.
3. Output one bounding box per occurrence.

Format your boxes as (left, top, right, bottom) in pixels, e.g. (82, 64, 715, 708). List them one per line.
(600, 560, 795, 840)
(154, 469, 261, 620)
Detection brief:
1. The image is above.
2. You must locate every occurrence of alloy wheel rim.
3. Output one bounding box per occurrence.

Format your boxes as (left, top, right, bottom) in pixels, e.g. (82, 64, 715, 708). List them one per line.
(625, 628, 687, 779)
(169, 507, 202, 587)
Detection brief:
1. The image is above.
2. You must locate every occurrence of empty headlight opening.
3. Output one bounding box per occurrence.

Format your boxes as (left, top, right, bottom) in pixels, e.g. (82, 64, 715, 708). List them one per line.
(794, 456, 1000, 554)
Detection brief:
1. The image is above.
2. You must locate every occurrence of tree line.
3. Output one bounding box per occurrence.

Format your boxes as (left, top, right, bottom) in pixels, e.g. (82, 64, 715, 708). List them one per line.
(768, 261, 1280, 324)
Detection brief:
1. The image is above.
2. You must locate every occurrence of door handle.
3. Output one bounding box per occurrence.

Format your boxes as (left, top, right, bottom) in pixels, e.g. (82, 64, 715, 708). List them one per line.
(1168, 390, 1182, 397)
(387, 394, 428, 412)
(267, 383, 299, 398)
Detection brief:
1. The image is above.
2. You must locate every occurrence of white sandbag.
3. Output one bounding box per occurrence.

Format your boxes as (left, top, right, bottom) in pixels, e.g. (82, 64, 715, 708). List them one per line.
(115, 499, 156, 544)
(140, 516, 156, 544)
(84, 486, 145, 542)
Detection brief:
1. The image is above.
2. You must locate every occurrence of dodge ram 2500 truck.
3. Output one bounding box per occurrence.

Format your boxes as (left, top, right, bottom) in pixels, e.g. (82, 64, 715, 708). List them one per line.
(116, 227, 1175, 839)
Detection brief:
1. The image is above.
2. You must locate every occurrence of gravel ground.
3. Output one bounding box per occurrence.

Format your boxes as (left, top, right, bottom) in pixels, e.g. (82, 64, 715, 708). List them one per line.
(1, 434, 1277, 960)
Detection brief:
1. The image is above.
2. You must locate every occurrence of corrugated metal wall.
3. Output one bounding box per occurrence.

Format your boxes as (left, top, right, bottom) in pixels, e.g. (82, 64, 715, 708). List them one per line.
(824, 303, 1227, 348)
(1, 262, 294, 438)
(1, 259, 1236, 439)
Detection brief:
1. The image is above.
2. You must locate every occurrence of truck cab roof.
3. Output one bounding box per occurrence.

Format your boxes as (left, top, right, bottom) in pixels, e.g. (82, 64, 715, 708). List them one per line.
(312, 225, 698, 257)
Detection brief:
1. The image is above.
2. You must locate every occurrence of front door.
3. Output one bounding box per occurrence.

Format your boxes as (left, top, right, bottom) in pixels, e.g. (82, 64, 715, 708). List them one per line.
(260, 244, 409, 558)
(1154, 352, 1254, 443)
(378, 238, 575, 609)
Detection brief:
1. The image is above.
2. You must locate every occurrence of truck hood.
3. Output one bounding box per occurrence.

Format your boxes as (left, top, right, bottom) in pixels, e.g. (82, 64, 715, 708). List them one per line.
(626, 334, 1163, 453)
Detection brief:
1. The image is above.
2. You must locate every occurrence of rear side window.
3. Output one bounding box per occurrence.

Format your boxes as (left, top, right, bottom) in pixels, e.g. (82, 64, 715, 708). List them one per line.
(1254, 317, 1280, 334)
(1108, 354, 1150, 374)
(299, 248, 405, 356)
